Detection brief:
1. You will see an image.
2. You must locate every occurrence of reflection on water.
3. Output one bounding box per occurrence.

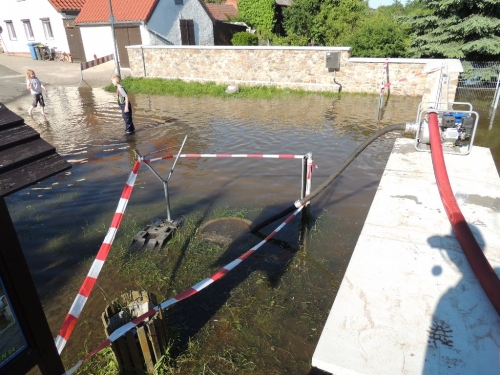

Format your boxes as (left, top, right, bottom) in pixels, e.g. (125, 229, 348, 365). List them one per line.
(4, 87, 499, 371)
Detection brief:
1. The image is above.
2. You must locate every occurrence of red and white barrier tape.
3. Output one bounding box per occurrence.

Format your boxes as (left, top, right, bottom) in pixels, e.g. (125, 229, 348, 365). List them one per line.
(63, 205, 305, 375)
(144, 154, 304, 163)
(383, 66, 442, 89)
(379, 58, 389, 95)
(55, 161, 141, 354)
(81, 54, 114, 71)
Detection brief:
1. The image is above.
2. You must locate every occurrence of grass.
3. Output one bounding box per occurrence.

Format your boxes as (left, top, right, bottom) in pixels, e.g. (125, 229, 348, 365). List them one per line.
(64, 204, 337, 375)
(104, 77, 343, 99)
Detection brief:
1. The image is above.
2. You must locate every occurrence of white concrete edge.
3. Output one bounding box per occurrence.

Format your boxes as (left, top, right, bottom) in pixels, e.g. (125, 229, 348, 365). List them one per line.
(350, 57, 463, 72)
(125, 44, 352, 52)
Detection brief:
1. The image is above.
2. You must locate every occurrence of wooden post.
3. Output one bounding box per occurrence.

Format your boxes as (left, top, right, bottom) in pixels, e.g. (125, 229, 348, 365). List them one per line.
(102, 291, 168, 373)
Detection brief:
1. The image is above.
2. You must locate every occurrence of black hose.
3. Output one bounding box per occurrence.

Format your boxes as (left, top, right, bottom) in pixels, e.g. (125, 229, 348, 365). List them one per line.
(334, 77, 342, 93)
(250, 123, 406, 234)
(333, 71, 342, 93)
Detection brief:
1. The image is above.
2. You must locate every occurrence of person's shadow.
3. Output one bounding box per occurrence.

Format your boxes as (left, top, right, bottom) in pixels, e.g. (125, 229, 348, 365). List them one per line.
(425, 223, 500, 374)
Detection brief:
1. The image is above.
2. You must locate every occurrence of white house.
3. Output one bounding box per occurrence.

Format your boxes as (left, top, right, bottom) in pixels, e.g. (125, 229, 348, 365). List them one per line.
(74, 0, 244, 68)
(0, 0, 86, 61)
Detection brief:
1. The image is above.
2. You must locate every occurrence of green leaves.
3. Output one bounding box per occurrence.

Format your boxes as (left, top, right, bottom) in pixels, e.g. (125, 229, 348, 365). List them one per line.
(346, 12, 409, 57)
(402, 0, 500, 60)
(238, 0, 276, 34)
(231, 32, 259, 46)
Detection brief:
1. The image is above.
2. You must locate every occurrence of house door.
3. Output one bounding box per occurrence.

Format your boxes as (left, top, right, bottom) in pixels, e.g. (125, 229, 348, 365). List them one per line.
(64, 20, 85, 62)
(115, 26, 142, 68)
(180, 19, 195, 45)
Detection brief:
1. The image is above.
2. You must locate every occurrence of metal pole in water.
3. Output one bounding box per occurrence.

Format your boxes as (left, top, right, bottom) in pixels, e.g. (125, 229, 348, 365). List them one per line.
(300, 153, 311, 246)
(301, 155, 307, 200)
(492, 71, 500, 110)
(303, 153, 313, 220)
(164, 181, 171, 222)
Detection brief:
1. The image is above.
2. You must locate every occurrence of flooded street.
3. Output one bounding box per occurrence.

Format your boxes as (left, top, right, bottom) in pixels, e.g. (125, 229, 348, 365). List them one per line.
(4, 86, 500, 373)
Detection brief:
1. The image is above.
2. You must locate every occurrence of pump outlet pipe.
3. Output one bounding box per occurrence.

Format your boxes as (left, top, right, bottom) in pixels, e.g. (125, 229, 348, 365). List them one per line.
(427, 110, 500, 315)
(250, 123, 408, 233)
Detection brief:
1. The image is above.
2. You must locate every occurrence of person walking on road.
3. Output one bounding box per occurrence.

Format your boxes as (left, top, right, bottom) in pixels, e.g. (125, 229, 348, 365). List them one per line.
(111, 74, 135, 135)
(26, 69, 48, 118)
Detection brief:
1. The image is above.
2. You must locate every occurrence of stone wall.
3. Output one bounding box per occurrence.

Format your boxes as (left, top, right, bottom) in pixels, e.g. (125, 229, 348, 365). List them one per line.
(126, 45, 461, 100)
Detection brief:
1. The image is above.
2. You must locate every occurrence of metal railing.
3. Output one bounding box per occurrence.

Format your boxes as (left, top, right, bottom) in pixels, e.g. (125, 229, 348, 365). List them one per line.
(456, 61, 500, 110)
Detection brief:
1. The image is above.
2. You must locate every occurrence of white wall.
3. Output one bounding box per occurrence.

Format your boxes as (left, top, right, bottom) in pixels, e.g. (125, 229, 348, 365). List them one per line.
(79, 26, 114, 62)
(147, 0, 214, 46)
(140, 25, 153, 45)
(0, 0, 70, 55)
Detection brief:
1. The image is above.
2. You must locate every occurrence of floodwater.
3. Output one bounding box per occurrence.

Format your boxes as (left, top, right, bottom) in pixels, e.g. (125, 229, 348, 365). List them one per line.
(4, 87, 499, 373)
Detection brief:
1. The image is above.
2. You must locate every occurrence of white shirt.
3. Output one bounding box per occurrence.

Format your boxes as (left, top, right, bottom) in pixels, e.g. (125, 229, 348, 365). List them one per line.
(27, 78, 42, 94)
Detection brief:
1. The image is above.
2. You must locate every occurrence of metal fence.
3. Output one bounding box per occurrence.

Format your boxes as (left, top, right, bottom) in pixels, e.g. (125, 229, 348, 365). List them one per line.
(456, 61, 500, 110)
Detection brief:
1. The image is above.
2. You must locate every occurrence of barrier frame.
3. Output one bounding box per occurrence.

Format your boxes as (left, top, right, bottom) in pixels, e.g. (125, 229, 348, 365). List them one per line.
(56, 144, 315, 358)
(76, 54, 114, 91)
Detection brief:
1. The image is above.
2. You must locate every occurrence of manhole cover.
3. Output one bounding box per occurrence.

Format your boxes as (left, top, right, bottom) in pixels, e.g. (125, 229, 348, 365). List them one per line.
(197, 217, 252, 246)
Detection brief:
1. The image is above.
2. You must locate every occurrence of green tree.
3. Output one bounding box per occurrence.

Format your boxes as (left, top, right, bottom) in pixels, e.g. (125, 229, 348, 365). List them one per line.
(282, 0, 322, 40)
(400, 0, 500, 60)
(238, 0, 276, 35)
(347, 12, 408, 57)
(283, 0, 369, 45)
(315, 0, 369, 45)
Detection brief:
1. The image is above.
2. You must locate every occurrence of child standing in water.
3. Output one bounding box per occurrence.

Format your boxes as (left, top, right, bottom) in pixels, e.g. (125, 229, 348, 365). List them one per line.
(26, 69, 48, 117)
(111, 74, 135, 135)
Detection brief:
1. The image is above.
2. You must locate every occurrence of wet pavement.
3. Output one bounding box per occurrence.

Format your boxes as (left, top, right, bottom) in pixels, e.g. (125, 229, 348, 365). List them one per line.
(0, 53, 129, 103)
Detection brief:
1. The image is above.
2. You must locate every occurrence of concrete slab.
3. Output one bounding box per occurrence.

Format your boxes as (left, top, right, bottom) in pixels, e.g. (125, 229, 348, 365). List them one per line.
(312, 138, 500, 375)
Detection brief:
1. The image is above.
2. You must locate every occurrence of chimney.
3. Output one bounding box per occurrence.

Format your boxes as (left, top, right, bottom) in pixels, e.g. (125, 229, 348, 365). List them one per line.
(225, 0, 239, 8)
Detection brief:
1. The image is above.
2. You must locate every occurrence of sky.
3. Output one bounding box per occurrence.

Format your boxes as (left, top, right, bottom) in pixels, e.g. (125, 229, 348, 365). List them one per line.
(369, 0, 407, 8)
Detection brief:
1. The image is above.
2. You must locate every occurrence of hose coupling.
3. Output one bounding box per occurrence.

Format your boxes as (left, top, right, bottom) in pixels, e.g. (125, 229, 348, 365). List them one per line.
(405, 122, 419, 134)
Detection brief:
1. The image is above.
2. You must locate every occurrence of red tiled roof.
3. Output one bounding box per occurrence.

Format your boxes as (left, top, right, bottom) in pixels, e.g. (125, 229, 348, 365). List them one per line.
(205, 4, 237, 21)
(48, 0, 87, 11)
(75, 0, 159, 24)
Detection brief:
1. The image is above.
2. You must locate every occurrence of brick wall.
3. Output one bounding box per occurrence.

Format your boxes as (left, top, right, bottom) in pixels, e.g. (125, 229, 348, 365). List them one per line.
(126, 45, 461, 101)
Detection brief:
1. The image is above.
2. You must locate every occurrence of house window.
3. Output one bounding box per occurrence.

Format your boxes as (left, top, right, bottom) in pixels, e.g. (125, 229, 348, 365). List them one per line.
(22, 19, 34, 40)
(41, 18, 54, 39)
(179, 19, 195, 45)
(174, 0, 183, 4)
(5, 21, 17, 40)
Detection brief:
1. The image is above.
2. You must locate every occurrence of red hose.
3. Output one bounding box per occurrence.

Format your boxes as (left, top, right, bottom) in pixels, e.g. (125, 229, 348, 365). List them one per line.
(428, 111, 500, 315)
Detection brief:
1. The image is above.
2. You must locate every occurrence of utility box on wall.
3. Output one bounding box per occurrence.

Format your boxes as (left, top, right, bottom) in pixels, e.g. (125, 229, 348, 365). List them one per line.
(326, 51, 341, 72)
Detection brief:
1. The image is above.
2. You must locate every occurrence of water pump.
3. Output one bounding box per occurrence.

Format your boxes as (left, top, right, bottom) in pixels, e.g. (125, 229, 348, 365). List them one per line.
(412, 102, 479, 155)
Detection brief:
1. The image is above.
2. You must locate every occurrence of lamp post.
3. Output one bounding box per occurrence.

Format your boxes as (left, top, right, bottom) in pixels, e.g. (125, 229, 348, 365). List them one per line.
(108, 0, 121, 77)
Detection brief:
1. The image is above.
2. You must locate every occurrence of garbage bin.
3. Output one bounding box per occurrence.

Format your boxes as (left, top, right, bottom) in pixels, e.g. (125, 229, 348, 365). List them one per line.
(27, 42, 40, 60)
(34, 45, 42, 61)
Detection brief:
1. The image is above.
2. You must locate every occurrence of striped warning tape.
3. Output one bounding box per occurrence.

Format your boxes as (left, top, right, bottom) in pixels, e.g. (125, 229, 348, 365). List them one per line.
(63, 204, 305, 375)
(54, 160, 141, 354)
(144, 153, 305, 163)
(379, 58, 389, 95)
(81, 54, 114, 71)
(383, 66, 442, 89)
